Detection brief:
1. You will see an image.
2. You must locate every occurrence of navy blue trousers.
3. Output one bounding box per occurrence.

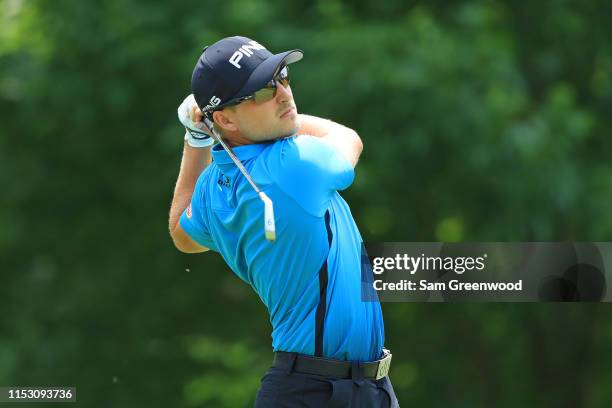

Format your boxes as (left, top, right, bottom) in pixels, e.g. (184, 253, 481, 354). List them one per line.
(253, 366, 400, 407)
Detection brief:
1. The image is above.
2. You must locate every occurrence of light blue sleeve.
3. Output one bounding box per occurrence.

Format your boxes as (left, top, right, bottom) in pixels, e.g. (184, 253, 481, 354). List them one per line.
(178, 175, 218, 251)
(271, 135, 355, 216)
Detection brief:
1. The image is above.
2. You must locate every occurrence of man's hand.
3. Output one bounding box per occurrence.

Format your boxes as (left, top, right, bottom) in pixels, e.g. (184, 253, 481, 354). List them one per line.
(178, 94, 215, 148)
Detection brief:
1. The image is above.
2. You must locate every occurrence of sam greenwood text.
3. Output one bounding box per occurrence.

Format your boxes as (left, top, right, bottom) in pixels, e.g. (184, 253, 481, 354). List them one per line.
(373, 280, 523, 291)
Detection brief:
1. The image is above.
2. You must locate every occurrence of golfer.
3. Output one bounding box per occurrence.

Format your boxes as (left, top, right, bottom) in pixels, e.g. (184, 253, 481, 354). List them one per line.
(168, 36, 399, 407)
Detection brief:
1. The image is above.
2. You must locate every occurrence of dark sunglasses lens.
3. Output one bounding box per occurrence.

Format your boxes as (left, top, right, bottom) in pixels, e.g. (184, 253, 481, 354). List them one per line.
(252, 67, 291, 103)
(277, 77, 290, 88)
(253, 87, 276, 103)
(277, 66, 289, 84)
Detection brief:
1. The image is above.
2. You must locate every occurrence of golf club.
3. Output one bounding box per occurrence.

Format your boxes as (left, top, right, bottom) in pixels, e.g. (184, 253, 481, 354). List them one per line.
(200, 115, 276, 242)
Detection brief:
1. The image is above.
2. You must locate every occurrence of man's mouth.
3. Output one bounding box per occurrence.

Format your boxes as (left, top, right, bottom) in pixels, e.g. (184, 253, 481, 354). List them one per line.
(280, 106, 295, 118)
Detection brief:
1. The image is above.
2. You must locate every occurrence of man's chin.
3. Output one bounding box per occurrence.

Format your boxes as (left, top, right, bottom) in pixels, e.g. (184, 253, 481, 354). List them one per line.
(269, 124, 300, 141)
(246, 121, 300, 143)
(283, 121, 300, 137)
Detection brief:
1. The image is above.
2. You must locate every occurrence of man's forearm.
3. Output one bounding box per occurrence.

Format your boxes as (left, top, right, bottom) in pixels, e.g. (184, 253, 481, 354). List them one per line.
(297, 114, 363, 166)
(168, 143, 212, 233)
(297, 114, 354, 138)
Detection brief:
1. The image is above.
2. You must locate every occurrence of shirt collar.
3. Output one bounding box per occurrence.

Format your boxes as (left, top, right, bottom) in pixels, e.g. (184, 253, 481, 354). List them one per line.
(211, 142, 269, 165)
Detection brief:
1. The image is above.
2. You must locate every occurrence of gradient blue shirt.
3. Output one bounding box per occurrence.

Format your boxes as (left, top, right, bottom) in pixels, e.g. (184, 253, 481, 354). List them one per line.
(180, 135, 384, 361)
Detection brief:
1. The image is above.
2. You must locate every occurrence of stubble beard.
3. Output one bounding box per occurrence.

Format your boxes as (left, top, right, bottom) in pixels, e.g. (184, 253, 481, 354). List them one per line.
(248, 117, 299, 142)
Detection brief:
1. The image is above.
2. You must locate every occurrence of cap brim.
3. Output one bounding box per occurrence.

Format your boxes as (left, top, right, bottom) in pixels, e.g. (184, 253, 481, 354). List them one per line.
(235, 50, 303, 99)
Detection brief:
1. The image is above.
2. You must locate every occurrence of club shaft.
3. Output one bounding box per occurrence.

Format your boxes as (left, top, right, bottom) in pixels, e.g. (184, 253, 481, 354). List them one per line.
(203, 116, 263, 194)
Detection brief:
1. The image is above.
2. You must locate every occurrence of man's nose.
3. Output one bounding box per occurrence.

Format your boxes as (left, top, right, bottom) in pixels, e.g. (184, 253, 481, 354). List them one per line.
(275, 82, 292, 103)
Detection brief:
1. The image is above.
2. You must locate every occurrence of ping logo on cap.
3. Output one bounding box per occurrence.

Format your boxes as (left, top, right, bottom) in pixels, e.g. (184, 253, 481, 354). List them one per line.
(229, 40, 266, 69)
(204, 95, 221, 111)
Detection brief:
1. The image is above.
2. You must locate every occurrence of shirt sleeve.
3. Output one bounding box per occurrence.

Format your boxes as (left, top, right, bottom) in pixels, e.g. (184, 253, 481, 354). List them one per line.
(178, 175, 218, 251)
(271, 135, 355, 216)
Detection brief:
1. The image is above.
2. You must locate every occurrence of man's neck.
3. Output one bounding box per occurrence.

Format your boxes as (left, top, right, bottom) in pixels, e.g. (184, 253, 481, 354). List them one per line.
(223, 131, 254, 148)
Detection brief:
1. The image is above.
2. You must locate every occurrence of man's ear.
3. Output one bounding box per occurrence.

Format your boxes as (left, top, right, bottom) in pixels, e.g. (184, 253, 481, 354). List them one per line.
(212, 110, 238, 132)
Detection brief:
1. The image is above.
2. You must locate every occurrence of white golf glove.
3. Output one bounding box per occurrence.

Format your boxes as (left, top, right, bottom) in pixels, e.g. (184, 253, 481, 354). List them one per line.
(177, 94, 215, 148)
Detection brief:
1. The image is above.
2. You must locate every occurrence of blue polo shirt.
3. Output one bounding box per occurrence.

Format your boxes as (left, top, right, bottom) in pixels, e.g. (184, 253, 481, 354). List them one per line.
(179, 135, 384, 361)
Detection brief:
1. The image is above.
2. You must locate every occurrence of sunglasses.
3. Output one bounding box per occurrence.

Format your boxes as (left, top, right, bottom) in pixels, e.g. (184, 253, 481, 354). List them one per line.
(226, 66, 290, 107)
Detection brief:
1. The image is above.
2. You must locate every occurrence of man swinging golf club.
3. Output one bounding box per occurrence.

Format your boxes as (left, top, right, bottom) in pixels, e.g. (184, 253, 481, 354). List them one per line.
(168, 35, 399, 407)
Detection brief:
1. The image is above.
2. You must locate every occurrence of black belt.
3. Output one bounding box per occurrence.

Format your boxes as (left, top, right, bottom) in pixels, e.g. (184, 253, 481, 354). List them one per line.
(273, 349, 392, 380)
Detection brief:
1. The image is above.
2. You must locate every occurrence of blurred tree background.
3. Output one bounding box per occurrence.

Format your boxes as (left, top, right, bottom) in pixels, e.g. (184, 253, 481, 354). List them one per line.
(1, 0, 612, 407)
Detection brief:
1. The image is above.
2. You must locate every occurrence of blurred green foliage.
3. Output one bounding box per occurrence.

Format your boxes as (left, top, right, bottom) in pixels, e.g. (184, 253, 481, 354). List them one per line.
(1, 0, 612, 407)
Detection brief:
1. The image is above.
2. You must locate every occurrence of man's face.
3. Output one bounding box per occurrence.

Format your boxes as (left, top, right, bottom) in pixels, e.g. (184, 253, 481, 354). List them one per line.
(225, 76, 299, 143)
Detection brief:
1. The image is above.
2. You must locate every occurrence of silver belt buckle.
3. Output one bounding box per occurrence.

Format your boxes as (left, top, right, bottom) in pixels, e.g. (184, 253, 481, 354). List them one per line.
(375, 349, 392, 380)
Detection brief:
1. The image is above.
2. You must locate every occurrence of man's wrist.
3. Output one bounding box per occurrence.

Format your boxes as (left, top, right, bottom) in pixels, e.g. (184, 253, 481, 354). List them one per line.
(184, 129, 215, 148)
(184, 139, 212, 151)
